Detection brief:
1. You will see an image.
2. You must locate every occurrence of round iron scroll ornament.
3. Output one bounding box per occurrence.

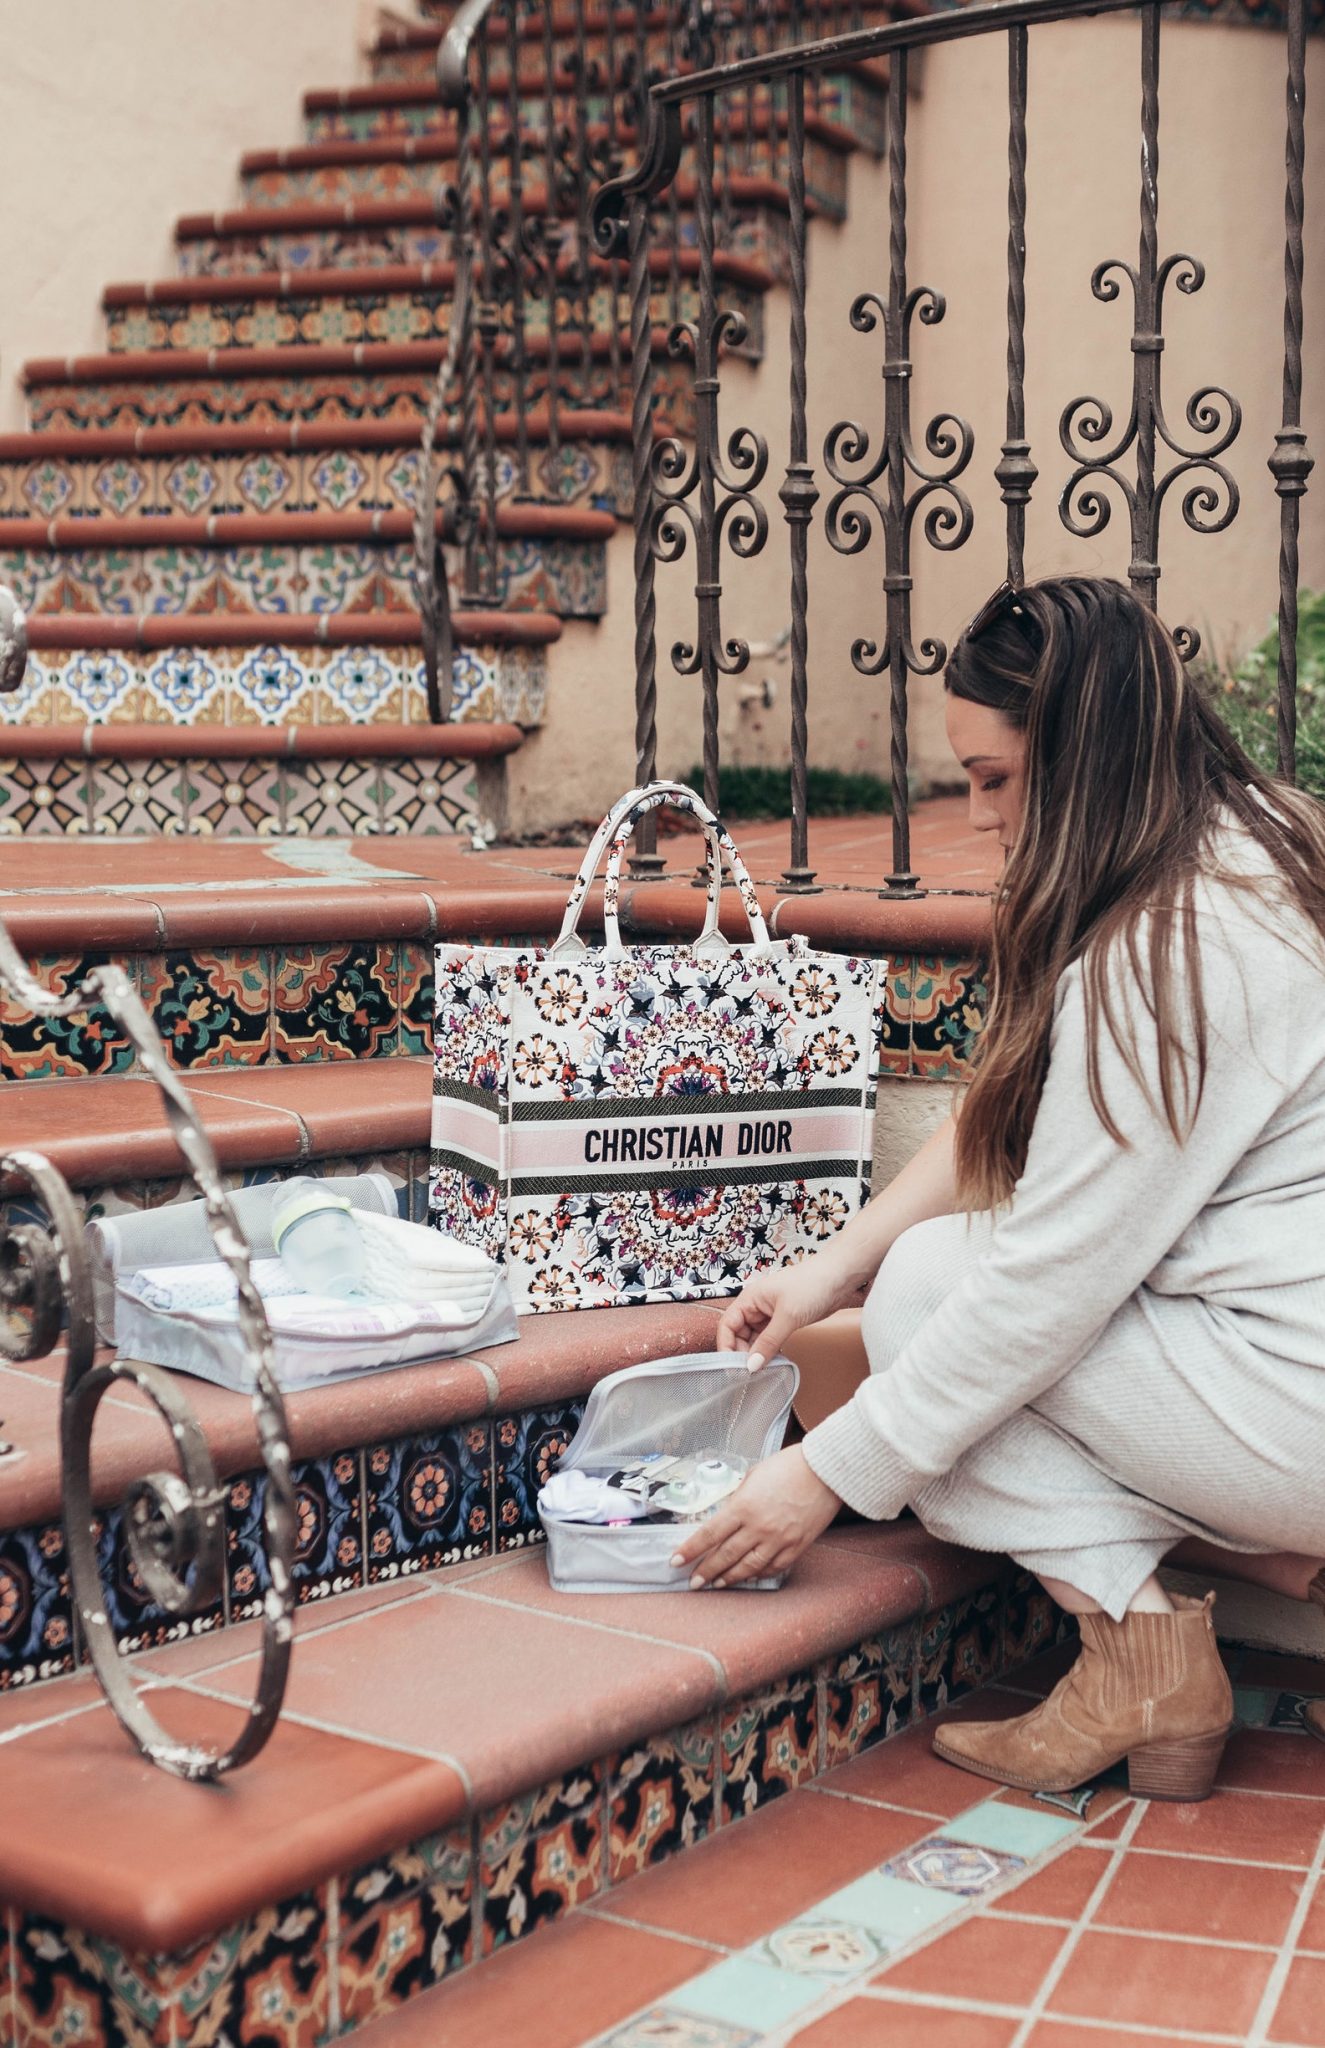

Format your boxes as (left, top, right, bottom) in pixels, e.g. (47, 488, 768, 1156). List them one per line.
(0, 602, 294, 1776)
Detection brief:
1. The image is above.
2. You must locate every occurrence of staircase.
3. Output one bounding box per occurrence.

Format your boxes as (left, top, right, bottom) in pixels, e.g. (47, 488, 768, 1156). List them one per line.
(3, 5, 1316, 2043)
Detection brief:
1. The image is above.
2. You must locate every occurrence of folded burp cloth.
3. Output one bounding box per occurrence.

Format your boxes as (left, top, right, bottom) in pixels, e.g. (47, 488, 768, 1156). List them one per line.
(354, 1209, 499, 1308)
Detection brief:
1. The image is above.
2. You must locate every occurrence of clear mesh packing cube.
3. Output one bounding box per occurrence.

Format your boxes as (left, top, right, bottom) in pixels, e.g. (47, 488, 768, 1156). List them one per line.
(538, 1350, 799, 1593)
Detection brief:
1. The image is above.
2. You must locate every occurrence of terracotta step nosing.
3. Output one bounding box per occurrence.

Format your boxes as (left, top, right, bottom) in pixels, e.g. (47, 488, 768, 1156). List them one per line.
(0, 405, 633, 460)
(0, 505, 616, 549)
(0, 719, 524, 764)
(100, 244, 774, 311)
(23, 327, 689, 392)
(20, 608, 561, 652)
(171, 170, 795, 245)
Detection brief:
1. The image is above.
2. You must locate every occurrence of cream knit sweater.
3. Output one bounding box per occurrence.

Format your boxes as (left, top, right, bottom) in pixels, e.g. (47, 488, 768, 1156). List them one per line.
(801, 811, 1325, 1522)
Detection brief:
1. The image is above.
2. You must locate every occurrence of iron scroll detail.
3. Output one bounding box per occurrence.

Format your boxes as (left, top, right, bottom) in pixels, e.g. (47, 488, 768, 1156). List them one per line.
(0, 605, 293, 1778)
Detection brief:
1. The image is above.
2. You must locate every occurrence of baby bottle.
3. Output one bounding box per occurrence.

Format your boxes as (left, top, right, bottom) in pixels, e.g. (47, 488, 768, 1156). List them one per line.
(270, 1178, 365, 1298)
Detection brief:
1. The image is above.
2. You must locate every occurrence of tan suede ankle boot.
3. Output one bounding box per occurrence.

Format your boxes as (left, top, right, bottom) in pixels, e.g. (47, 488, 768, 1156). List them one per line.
(1305, 1569, 1325, 1745)
(932, 1591, 1233, 1801)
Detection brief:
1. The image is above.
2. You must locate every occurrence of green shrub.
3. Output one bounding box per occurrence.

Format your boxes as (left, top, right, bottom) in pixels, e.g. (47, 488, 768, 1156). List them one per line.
(1204, 591, 1325, 799)
(685, 762, 893, 819)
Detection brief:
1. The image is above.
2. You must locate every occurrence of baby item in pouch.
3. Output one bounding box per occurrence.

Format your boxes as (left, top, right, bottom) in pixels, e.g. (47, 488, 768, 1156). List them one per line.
(539, 1451, 747, 1528)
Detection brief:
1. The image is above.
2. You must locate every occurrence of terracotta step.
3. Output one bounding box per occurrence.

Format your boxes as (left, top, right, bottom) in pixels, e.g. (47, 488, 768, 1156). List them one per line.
(0, 504, 614, 623)
(23, 330, 690, 435)
(5, 607, 553, 731)
(299, 64, 886, 152)
(0, 1517, 1034, 2036)
(238, 100, 854, 208)
(172, 173, 820, 282)
(96, 249, 770, 360)
(0, 412, 636, 522)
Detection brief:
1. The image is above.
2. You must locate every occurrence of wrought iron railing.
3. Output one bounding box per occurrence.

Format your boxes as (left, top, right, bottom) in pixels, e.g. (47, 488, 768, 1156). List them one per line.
(415, 0, 890, 731)
(0, 603, 293, 1778)
(590, 0, 1313, 894)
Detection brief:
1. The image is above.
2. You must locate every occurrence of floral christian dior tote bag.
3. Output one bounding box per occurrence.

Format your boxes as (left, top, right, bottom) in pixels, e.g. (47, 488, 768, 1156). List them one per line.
(429, 782, 886, 1313)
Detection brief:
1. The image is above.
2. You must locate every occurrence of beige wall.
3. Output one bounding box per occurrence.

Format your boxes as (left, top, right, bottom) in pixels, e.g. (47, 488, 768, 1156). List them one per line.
(516, 14, 1325, 825)
(0, 0, 380, 429)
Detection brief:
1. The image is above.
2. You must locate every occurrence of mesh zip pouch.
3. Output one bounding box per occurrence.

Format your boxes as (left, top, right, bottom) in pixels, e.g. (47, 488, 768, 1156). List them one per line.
(539, 1349, 798, 1592)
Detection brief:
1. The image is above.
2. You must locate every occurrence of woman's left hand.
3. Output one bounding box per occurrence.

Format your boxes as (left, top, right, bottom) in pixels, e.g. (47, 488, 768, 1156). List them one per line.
(671, 1446, 842, 1589)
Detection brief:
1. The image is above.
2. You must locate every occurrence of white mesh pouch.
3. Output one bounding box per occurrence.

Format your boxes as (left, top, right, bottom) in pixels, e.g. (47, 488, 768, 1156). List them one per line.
(539, 1349, 799, 1593)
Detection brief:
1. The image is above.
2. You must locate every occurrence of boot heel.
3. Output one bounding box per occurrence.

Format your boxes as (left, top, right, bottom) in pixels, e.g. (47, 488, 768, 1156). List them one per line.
(1127, 1725, 1230, 1803)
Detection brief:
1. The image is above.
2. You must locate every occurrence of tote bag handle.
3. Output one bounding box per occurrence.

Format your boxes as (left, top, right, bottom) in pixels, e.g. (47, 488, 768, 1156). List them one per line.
(549, 781, 772, 959)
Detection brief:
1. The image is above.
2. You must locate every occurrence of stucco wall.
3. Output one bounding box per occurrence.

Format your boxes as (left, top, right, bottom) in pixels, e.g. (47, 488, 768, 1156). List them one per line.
(0, 0, 377, 429)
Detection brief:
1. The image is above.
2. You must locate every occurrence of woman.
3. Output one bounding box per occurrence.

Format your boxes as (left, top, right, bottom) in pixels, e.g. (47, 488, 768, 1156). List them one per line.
(674, 574, 1325, 1800)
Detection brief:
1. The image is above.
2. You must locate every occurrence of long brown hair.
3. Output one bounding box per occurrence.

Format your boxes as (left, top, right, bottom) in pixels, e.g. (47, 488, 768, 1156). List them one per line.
(945, 574, 1325, 1212)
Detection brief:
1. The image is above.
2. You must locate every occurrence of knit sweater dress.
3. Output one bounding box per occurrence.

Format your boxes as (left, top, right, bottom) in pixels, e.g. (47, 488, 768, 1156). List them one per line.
(801, 809, 1325, 1618)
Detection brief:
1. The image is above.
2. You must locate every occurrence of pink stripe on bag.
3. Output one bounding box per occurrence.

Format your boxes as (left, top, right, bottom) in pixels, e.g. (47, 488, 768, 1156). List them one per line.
(509, 1104, 864, 1179)
(431, 1095, 504, 1173)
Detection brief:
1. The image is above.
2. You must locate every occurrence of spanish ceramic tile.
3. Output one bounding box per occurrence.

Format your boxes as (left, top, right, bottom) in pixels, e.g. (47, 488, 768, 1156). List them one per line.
(0, 1522, 76, 1689)
(720, 1671, 819, 1823)
(1001, 1566, 1062, 1673)
(908, 955, 988, 1080)
(608, 1719, 716, 1881)
(168, 1887, 331, 2047)
(0, 954, 132, 1080)
(140, 949, 273, 1069)
(364, 1423, 492, 1581)
(491, 1401, 583, 1551)
(880, 1832, 1028, 1896)
(819, 1619, 917, 1768)
(89, 1501, 225, 1655)
(273, 942, 399, 1061)
(88, 757, 191, 836)
(336, 1827, 474, 2030)
(179, 756, 287, 835)
(228, 1453, 365, 1618)
(480, 1767, 605, 1954)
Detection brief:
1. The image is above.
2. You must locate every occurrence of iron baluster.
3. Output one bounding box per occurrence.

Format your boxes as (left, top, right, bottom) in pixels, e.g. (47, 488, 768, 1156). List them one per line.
(603, 0, 625, 409)
(664, 4, 685, 330)
(570, 1, 597, 408)
(779, 65, 820, 894)
(413, 237, 472, 722)
(997, 23, 1037, 583)
(1058, 3, 1240, 657)
(475, 28, 503, 601)
(506, 0, 532, 496)
(823, 45, 974, 896)
(643, 92, 769, 827)
(743, 0, 758, 178)
(542, 0, 564, 471)
(1269, 0, 1313, 783)
(627, 4, 666, 877)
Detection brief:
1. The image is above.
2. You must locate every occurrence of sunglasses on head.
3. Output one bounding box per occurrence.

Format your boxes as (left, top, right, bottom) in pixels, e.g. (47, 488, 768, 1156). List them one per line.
(964, 578, 1039, 650)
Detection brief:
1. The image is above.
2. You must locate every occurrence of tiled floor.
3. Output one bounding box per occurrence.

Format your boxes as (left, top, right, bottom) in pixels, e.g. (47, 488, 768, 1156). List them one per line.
(0, 795, 1000, 923)
(358, 1642, 1325, 2048)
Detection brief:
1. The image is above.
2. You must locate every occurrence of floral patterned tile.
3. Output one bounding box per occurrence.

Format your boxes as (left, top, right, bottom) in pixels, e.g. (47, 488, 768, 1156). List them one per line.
(819, 1619, 917, 1769)
(720, 1671, 819, 1825)
(88, 757, 191, 836)
(10, 1913, 165, 2048)
(167, 1887, 330, 2046)
(87, 1501, 224, 1658)
(480, 1767, 605, 1956)
(881, 1832, 1027, 1897)
(0, 954, 132, 1080)
(336, 1827, 474, 2032)
(273, 942, 399, 1063)
(491, 1403, 583, 1552)
(180, 756, 287, 836)
(909, 955, 987, 1081)
(396, 942, 434, 1057)
(139, 948, 272, 1069)
(913, 1584, 1004, 1720)
(1001, 1567, 1062, 1677)
(877, 957, 913, 1078)
(0, 1522, 76, 1690)
(608, 1717, 717, 1883)
(227, 1453, 364, 1619)
(364, 1424, 492, 1582)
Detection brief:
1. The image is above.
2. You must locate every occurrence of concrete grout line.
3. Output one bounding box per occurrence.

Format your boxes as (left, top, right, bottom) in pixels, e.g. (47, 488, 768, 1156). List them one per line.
(169, 1668, 477, 1795)
(802, 1781, 951, 1825)
(438, 1578, 729, 1690)
(1244, 1792, 1325, 2044)
(859, 1982, 1246, 2043)
(1005, 1797, 1150, 2048)
(578, 1900, 731, 1956)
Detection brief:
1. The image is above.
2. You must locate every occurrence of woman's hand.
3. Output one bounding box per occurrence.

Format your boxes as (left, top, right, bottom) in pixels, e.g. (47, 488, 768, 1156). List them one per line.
(671, 1446, 842, 1589)
(716, 1253, 858, 1371)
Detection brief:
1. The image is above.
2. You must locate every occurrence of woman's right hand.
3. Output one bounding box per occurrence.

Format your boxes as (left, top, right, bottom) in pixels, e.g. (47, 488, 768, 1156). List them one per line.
(716, 1253, 859, 1371)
